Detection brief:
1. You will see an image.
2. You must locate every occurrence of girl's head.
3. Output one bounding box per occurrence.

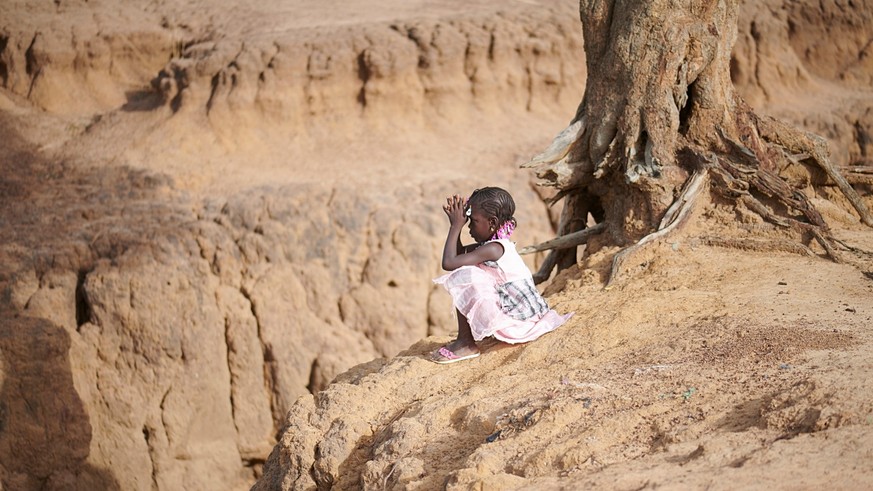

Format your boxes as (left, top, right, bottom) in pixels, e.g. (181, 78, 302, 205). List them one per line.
(466, 187, 517, 242)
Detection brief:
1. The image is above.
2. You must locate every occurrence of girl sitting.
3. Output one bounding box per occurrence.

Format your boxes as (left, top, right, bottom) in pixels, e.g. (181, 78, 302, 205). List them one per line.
(432, 186, 573, 364)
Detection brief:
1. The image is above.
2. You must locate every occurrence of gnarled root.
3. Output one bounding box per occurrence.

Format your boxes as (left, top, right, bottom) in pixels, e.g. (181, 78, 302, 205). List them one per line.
(523, 222, 607, 285)
(756, 115, 873, 227)
(712, 124, 854, 263)
(524, 104, 870, 288)
(845, 165, 873, 186)
(519, 222, 607, 255)
(709, 148, 844, 264)
(697, 236, 816, 257)
(605, 168, 707, 288)
(532, 250, 559, 285)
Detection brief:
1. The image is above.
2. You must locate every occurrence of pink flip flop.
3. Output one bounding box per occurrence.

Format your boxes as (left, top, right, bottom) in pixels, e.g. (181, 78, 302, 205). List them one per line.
(432, 346, 480, 364)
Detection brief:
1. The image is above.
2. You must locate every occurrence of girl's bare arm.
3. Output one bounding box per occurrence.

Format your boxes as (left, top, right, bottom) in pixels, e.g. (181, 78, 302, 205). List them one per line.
(441, 195, 502, 270)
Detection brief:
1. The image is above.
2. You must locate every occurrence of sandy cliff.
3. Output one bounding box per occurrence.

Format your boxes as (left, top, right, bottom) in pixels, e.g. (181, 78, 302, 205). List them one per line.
(2, 1, 584, 489)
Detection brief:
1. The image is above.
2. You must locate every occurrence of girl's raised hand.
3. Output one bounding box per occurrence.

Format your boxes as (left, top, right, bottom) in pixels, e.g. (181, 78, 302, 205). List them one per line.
(443, 194, 468, 227)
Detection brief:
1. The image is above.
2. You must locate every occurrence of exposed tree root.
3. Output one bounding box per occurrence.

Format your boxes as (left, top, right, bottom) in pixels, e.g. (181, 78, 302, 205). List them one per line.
(717, 128, 828, 228)
(845, 165, 873, 186)
(527, 193, 603, 285)
(847, 176, 873, 186)
(518, 222, 607, 255)
(524, 221, 607, 285)
(710, 168, 844, 263)
(531, 249, 559, 285)
(696, 236, 816, 257)
(707, 123, 853, 264)
(847, 165, 873, 175)
(526, 119, 585, 168)
(834, 238, 873, 258)
(756, 115, 873, 227)
(522, 120, 590, 205)
(526, 115, 865, 284)
(605, 169, 707, 289)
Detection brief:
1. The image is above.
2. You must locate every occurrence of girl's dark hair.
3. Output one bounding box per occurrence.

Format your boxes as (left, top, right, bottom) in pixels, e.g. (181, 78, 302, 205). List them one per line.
(468, 187, 517, 228)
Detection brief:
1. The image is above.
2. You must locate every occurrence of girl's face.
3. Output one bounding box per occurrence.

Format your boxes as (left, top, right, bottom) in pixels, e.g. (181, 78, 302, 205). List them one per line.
(468, 206, 496, 243)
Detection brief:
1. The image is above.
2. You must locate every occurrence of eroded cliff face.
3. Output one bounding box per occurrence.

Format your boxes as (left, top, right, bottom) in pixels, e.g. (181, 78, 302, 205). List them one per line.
(1, 0, 871, 489)
(1, 1, 584, 489)
(733, 0, 873, 167)
(1, 0, 586, 181)
(0, 127, 569, 489)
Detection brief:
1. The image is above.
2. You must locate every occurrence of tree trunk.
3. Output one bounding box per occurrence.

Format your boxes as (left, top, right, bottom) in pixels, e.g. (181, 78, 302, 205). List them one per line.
(525, 0, 872, 283)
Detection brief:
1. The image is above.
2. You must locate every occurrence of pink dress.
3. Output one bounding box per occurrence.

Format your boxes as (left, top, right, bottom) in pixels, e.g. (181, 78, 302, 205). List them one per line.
(433, 239, 573, 343)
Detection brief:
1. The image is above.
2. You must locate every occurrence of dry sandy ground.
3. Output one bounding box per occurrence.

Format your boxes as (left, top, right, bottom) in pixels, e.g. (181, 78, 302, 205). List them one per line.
(258, 226, 873, 489)
(2, 0, 873, 489)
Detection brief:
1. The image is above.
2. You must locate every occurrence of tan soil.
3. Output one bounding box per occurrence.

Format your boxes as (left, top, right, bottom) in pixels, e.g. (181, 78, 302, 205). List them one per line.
(1, 0, 872, 489)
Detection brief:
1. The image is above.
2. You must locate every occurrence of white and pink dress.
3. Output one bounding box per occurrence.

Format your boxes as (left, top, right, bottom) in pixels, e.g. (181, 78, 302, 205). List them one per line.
(433, 238, 572, 343)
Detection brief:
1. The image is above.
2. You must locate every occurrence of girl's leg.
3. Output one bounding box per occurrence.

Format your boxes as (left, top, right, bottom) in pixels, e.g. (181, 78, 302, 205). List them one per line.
(432, 309, 480, 361)
(451, 310, 477, 351)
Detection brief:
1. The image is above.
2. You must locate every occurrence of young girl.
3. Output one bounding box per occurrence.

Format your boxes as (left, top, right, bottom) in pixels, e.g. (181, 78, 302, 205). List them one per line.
(431, 186, 573, 364)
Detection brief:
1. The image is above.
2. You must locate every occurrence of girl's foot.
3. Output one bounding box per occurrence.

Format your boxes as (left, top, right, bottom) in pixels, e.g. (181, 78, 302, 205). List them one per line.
(430, 340, 480, 364)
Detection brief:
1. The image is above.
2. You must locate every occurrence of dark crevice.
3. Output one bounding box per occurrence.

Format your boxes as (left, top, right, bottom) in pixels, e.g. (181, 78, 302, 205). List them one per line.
(75, 269, 91, 331)
(309, 443, 324, 488)
(243, 456, 266, 466)
(678, 81, 696, 135)
(241, 286, 279, 434)
(121, 89, 164, 112)
(24, 33, 40, 98)
(0, 34, 9, 86)
(855, 121, 870, 158)
(170, 73, 186, 113)
(729, 56, 741, 85)
(554, 191, 602, 274)
(589, 195, 605, 224)
(142, 425, 158, 490)
(356, 51, 369, 107)
(305, 357, 319, 394)
(206, 72, 221, 114)
(244, 456, 267, 481)
(24, 34, 37, 75)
